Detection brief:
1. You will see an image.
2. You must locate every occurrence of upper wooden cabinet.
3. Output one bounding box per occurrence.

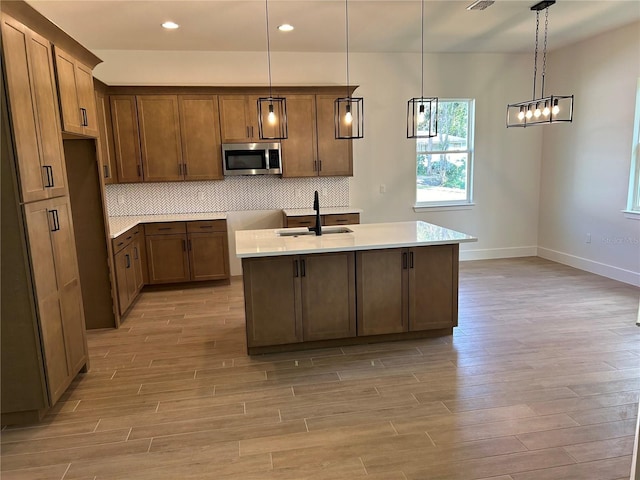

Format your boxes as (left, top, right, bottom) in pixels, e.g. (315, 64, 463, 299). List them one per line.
(179, 95, 223, 181)
(110, 95, 143, 182)
(95, 90, 117, 184)
(281, 94, 353, 178)
(110, 94, 223, 183)
(219, 94, 261, 143)
(1, 14, 67, 203)
(137, 95, 183, 182)
(53, 46, 99, 137)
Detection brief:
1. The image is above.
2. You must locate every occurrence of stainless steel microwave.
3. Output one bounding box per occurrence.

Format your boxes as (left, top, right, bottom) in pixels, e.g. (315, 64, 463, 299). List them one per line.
(222, 143, 282, 176)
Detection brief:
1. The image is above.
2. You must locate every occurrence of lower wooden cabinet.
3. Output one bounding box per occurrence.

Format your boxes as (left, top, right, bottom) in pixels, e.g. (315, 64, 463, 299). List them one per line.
(242, 252, 356, 348)
(145, 220, 230, 285)
(112, 226, 144, 315)
(357, 245, 459, 335)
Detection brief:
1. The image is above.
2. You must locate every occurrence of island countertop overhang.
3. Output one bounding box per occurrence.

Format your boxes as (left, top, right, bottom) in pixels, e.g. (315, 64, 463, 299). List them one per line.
(235, 221, 477, 258)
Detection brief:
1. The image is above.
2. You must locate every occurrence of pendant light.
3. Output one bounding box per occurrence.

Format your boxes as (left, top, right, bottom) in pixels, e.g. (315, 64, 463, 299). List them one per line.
(335, 0, 363, 139)
(407, 0, 438, 138)
(506, 0, 573, 127)
(258, 0, 287, 140)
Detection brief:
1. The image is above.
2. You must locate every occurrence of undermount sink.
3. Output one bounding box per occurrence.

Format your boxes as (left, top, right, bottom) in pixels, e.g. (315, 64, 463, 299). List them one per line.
(277, 227, 353, 237)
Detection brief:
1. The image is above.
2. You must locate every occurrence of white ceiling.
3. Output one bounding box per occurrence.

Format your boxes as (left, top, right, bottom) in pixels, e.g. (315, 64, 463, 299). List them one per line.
(26, 0, 640, 54)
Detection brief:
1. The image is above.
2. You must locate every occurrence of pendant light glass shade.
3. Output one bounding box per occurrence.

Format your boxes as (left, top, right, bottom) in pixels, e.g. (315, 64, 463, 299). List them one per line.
(407, 0, 438, 138)
(506, 0, 574, 128)
(258, 0, 287, 140)
(335, 0, 364, 140)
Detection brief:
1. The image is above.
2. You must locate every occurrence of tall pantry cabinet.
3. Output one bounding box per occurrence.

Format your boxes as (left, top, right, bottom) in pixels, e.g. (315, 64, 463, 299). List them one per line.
(0, 6, 98, 424)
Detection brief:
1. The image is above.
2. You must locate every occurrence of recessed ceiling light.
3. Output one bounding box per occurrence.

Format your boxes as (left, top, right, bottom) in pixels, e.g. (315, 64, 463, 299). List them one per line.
(162, 21, 180, 30)
(278, 24, 294, 32)
(466, 0, 494, 11)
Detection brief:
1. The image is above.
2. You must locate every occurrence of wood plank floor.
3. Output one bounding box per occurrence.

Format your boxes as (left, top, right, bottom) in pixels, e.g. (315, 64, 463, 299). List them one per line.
(2, 257, 639, 480)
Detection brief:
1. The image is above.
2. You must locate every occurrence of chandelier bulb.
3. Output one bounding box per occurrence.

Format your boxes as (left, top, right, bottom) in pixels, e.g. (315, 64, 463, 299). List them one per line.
(525, 105, 533, 119)
(344, 103, 353, 124)
(552, 99, 560, 116)
(534, 102, 542, 118)
(267, 103, 276, 124)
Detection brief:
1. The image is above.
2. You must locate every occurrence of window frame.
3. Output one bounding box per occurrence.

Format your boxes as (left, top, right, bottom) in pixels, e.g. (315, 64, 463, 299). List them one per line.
(625, 78, 640, 218)
(414, 98, 475, 208)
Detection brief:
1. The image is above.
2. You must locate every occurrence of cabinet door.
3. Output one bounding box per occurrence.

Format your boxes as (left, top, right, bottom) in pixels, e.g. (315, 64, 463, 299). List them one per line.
(242, 256, 302, 347)
(114, 247, 131, 315)
(301, 252, 356, 341)
(285, 215, 317, 228)
(179, 95, 222, 180)
(53, 47, 83, 135)
(323, 213, 360, 226)
(47, 198, 88, 374)
(1, 15, 67, 202)
(188, 232, 229, 281)
(74, 62, 98, 137)
(110, 95, 143, 182)
(145, 234, 190, 284)
(219, 95, 260, 143)
(137, 95, 183, 182)
(281, 95, 317, 177)
(316, 95, 353, 176)
(409, 245, 458, 331)
(131, 240, 145, 292)
(95, 91, 117, 184)
(356, 249, 408, 336)
(23, 200, 70, 404)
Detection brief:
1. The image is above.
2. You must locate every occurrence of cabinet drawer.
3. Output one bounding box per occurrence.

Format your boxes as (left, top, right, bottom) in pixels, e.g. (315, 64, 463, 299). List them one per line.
(144, 222, 186, 235)
(187, 220, 226, 233)
(112, 226, 140, 253)
(324, 213, 360, 226)
(286, 216, 316, 228)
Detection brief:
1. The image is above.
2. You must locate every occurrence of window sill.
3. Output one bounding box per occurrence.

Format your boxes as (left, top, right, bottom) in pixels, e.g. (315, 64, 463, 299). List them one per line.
(413, 203, 475, 213)
(622, 210, 640, 220)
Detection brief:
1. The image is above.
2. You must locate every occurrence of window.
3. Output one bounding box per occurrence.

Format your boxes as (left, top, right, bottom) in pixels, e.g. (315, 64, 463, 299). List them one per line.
(415, 99, 475, 207)
(626, 79, 640, 215)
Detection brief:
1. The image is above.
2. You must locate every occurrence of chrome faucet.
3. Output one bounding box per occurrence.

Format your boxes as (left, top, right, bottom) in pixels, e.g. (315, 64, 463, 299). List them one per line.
(312, 190, 322, 236)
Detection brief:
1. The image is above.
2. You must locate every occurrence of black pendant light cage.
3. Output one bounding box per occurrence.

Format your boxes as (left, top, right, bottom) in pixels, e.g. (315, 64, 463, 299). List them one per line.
(407, 97, 438, 138)
(506, 0, 574, 128)
(258, 0, 288, 140)
(407, 0, 438, 138)
(335, 0, 364, 140)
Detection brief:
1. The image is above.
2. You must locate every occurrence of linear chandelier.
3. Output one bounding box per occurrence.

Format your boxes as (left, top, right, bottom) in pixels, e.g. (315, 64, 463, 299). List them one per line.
(407, 0, 438, 138)
(506, 0, 573, 128)
(258, 0, 288, 140)
(335, 0, 363, 139)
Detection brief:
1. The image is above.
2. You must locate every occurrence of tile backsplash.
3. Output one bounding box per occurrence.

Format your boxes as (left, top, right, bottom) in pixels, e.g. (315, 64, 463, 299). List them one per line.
(105, 177, 350, 216)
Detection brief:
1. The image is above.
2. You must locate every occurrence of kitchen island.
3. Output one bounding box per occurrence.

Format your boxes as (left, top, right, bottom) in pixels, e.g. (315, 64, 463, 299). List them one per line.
(236, 221, 477, 354)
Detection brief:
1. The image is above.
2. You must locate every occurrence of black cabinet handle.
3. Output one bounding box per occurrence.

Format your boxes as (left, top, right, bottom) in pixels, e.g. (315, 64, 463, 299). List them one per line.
(182, 239, 186, 251)
(137, 164, 142, 178)
(43, 165, 54, 188)
(402, 252, 408, 269)
(314, 160, 318, 172)
(158, 227, 172, 231)
(294, 259, 299, 278)
(80, 107, 88, 126)
(199, 225, 214, 229)
(246, 126, 250, 138)
(49, 209, 60, 232)
(125, 253, 130, 268)
(103, 164, 109, 179)
(183, 163, 187, 176)
(178, 163, 182, 175)
(318, 160, 322, 171)
(133, 246, 139, 260)
(301, 259, 306, 277)
(410, 252, 414, 269)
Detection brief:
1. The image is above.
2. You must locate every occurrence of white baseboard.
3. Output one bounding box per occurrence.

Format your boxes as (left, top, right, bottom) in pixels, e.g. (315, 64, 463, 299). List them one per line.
(460, 246, 538, 261)
(538, 247, 640, 287)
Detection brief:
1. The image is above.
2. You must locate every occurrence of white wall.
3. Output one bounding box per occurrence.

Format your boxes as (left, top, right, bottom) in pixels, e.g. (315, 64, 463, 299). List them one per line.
(537, 21, 640, 286)
(98, 49, 543, 274)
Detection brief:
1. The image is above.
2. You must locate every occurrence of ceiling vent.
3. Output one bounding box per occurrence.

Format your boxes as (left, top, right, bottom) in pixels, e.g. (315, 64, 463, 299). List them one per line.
(466, 0, 495, 11)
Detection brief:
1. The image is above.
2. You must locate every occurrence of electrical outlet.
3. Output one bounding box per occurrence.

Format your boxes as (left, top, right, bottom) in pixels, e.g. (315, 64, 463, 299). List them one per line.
(586, 233, 591, 244)
(379, 184, 386, 194)
(117, 194, 125, 205)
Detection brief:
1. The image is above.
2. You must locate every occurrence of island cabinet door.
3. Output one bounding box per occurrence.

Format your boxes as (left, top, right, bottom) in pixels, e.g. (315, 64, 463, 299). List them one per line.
(408, 245, 459, 331)
(356, 249, 408, 336)
(242, 256, 303, 347)
(300, 252, 356, 341)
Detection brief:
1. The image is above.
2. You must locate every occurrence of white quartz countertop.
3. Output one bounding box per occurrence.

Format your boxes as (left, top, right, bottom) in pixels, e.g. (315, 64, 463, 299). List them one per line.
(109, 213, 227, 238)
(235, 221, 477, 258)
(282, 207, 363, 216)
